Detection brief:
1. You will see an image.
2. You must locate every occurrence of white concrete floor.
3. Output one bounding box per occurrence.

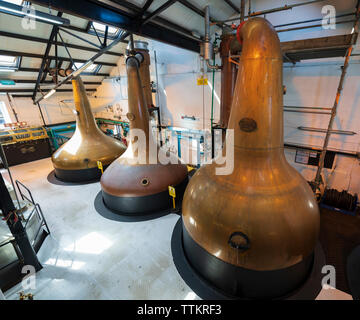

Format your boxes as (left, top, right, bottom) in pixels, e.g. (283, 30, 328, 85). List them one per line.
(1, 158, 353, 300)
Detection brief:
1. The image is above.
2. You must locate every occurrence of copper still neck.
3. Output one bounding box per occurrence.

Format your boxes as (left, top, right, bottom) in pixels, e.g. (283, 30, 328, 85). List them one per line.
(228, 18, 283, 150)
(126, 55, 155, 148)
(219, 34, 238, 129)
(72, 76, 99, 133)
(137, 49, 153, 109)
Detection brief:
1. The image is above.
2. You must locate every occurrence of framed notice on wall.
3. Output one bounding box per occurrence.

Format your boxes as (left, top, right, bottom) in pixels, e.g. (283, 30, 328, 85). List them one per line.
(295, 149, 335, 169)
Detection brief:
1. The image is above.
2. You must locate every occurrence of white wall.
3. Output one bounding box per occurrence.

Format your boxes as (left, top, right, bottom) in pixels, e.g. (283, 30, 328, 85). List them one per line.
(2, 0, 359, 194)
(0, 93, 76, 126)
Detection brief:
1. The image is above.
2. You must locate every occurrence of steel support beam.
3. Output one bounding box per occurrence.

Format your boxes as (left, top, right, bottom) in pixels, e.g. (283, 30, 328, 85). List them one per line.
(141, 0, 178, 25)
(30, 0, 200, 52)
(14, 80, 102, 85)
(0, 31, 123, 57)
(34, 29, 130, 104)
(18, 67, 109, 76)
(0, 50, 118, 67)
(109, 0, 197, 37)
(0, 88, 97, 93)
(224, 0, 240, 13)
(32, 12, 63, 101)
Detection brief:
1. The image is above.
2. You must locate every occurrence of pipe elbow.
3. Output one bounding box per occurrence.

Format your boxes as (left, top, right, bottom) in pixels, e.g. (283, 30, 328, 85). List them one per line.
(206, 59, 222, 70)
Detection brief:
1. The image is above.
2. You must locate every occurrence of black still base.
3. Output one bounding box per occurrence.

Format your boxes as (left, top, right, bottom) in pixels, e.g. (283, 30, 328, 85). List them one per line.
(94, 191, 175, 222)
(171, 217, 326, 300)
(101, 177, 188, 216)
(54, 167, 103, 183)
(49, 166, 104, 185)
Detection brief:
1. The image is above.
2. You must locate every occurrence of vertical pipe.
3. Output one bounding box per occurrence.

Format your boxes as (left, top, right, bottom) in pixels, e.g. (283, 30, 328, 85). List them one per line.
(240, 0, 245, 22)
(37, 103, 46, 126)
(154, 51, 163, 146)
(205, 5, 210, 42)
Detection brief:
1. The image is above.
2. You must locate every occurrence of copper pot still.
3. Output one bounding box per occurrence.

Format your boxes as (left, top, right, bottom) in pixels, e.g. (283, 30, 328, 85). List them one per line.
(181, 18, 320, 299)
(51, 76, 127, 182)
(100, 52, 188, 215)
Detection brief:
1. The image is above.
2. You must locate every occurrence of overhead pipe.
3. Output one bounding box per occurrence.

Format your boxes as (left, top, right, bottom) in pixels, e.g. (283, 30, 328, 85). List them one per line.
(218, 0, 326, 24)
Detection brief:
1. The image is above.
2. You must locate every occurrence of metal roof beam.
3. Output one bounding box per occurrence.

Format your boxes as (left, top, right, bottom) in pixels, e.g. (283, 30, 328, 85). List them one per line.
(223, 0, 240, 13)
(18, 67, 109, 76)
(13, 80, 102, 85)
(0, 31, 123, 57)
(0, 88, 96, 93)
(141, 0, 178, 25)
(0, 50, 118, 67)
(32, 12, 63, 101)
(30, 0, 200, 52)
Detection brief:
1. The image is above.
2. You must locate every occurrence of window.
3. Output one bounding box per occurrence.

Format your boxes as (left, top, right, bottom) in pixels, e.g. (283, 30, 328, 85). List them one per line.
(0, 55, 21, 72)
(88, 22, 120, 39)
(73, 62, 101, 75)
(0, 101, 12, 126)
(2, 0, 25, 5)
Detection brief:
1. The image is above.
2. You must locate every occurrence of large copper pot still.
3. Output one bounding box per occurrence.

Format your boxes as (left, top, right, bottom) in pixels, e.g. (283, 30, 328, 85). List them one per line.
(51, 76, 126, 182)
(100, 52, 188, 215)
(181, 18, 320, 299)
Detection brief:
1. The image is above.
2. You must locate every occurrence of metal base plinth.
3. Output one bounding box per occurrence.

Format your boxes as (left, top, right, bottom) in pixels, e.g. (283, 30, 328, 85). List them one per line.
(171, 217, 325, 300)
(101, 177, 188, 216)
(94, 190, 180, 223)
(52, 167, 104, 184)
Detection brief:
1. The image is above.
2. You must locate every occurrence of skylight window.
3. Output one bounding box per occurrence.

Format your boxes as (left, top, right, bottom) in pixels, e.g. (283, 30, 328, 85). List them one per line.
(2, 0, 24, 5)
(0, 55, 20, 71)
(73, 62, 101, 74)
(88, 21, 120, 39)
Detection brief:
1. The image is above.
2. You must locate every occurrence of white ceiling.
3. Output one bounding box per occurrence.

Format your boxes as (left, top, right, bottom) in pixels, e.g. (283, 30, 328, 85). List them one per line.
(0, 0, 358, 98)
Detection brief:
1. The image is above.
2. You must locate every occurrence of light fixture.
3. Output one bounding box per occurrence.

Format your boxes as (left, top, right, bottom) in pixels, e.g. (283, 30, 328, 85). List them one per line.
(0, 68, 16, 72)
(73, 60, 94, 77)
(43, 89, 56, 99)
(0, 1, 70, 26)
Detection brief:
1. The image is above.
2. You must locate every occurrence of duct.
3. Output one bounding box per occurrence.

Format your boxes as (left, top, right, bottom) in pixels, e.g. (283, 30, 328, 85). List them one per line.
(180, 18, 320, 299)
(51, 77, 127, 182)
(100, 54, 188, 215)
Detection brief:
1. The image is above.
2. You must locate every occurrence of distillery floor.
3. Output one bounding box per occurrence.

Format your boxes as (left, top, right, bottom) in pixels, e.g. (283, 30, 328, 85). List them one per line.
(0, 158, 354, 300)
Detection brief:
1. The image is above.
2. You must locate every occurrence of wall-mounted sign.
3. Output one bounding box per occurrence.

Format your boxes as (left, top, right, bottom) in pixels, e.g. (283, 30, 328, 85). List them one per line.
(197, 76, 208, 86)
(0, 80, 16, 86)
(295, 149, 335, 169)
